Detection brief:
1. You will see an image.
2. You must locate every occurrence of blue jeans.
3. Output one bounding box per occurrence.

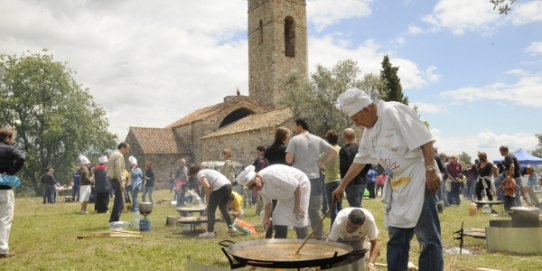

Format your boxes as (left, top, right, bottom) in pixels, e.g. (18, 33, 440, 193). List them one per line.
(345, 184, 365, 208)
(514, 177, 523, 206)
(387, 187, 443, 271)
(308, 177, 323, 240)
(43, 184, 56, 204)
(109, 180, 124, 222)
(142, 186, 153, 203)
(494, 175, 504, 201)
(449, 182, 462, 206)
(131, 187, 141, 212)
(325, 181, 342, 225)
(176, 185, 186, 207)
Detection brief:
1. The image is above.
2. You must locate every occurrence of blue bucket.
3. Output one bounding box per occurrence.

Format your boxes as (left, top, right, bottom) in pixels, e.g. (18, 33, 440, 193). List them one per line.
(139, 218, 151, 231)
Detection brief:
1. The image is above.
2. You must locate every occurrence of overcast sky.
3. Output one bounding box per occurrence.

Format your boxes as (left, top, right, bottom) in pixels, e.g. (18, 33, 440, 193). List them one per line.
(1, 0, 541, 162)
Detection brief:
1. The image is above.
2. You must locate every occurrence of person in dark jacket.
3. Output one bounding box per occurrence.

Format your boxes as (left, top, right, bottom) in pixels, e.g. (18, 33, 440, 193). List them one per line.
(41, 167, 58, 204)
(94, 156, 111, 213)
(340, 128, 369, 208)
(0, 128, 26, 258)
(262, 126, 291, 238)
(142, 161, 155, 204)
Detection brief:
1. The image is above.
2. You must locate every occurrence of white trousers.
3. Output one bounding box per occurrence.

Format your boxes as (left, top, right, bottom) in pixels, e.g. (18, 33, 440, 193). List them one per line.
(0, 189, 14, 254)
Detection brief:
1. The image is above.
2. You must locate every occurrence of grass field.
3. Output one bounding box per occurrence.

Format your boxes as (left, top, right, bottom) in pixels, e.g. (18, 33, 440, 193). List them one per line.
(2, 189, 542, 270)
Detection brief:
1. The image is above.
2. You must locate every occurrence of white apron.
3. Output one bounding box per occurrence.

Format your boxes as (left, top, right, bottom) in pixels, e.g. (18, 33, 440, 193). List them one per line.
(259, 165, 310, 228)
(354, 101, 434, 228)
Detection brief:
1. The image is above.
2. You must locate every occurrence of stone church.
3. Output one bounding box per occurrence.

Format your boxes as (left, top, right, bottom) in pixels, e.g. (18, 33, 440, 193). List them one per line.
(125, 0, 309, 186)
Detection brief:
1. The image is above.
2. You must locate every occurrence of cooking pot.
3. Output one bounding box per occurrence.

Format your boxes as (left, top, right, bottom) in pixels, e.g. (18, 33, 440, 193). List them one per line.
(139, 202, 153, 216)
(219, 239, 367, 269)
(508, 206, 541, 227)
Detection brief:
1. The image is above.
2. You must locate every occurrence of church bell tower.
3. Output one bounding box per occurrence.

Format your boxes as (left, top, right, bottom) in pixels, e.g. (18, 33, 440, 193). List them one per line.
(248, 0, 308, 109)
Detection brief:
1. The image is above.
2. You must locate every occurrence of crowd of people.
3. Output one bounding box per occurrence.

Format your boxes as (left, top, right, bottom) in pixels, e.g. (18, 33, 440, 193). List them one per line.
(2, 87, 542, 270)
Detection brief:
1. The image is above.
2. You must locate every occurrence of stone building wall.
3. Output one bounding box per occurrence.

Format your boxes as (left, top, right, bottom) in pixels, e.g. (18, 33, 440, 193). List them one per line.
(248, 0, 308, 109)
(173, 97, 266, 164)
(125, 132, 191, 190)
(200, 119, 295, 166)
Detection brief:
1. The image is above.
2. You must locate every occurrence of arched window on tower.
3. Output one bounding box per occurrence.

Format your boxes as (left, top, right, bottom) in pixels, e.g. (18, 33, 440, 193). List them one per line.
(259, 19, 264, 44)
(284, 16, 295, 57)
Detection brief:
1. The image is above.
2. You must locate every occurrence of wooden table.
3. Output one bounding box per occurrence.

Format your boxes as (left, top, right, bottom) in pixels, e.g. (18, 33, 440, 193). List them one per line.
(472, 200, 504, 214)
(55, 186, 73, 202)
(174, 205, 208, 235)
(176, 205, 206, 217)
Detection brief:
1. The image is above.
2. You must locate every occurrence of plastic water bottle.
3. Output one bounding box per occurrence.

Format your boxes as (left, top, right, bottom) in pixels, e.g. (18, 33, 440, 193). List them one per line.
(133, 211, 140, 228)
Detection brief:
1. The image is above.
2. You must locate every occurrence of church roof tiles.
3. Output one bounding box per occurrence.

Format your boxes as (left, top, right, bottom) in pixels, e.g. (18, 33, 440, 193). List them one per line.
(165, 96, 266, 128)
(129, 127, 189, 154)
(201, 107, 293, 139)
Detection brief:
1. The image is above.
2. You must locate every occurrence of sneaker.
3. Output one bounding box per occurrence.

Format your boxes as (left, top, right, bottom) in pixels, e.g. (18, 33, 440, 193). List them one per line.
(228, 227, 237, 233)
(0, 251, 15, 258)
(80, 211, 89, 215)
(199, 231, 215, 238)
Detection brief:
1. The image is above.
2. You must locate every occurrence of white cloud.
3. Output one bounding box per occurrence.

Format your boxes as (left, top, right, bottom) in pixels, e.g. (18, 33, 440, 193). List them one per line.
(0, 0, 248, 138)
(440, 73, 542, 107)
(506, 69, 529, 76)
(307, 0, 373, 31)
(422, 0, 499, 35)
(412, 102, 447, 114)
(407, 25, 424, 35)
(526, 41, 542, 55)
(510, 0, 542, 25)
(308, 36, 440, 89)
(433, 129, 538, 163)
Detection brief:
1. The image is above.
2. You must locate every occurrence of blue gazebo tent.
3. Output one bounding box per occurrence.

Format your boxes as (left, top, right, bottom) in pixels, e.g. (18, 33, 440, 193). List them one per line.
(494, 148, 542, 166)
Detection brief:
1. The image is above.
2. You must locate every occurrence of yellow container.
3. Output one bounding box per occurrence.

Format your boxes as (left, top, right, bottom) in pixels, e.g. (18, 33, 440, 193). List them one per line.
(468, 202, 477, 216)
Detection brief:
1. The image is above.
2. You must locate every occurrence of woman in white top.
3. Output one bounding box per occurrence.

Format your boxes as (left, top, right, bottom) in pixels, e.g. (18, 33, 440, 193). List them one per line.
(189, 165, 235, 238)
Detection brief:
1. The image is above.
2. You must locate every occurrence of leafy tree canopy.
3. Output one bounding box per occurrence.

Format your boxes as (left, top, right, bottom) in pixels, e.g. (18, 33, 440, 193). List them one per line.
(0, 51, 117, 195)
(279, 59, 387, 137)
(490, 0, 517, 14)
(531, 133, 542, 158)
(380, 55, 409, 105)
(458, 152, 473, 166)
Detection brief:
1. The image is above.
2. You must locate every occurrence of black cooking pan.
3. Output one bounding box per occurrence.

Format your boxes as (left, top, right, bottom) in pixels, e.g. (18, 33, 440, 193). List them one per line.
(219, 239, 367, 269)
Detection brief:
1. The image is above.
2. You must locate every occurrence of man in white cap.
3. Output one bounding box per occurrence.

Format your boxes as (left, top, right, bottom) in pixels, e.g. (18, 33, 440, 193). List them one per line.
(332, 88, 443, 271)
(78, 155, 93, 215)
(94, 155, 110, 213)
(237, 164, 310, 239)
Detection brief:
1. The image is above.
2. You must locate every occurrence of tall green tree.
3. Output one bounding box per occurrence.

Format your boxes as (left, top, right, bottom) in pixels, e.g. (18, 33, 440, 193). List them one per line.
(380, 55, 409, 105)
(490, 0, 517, 14)
(279, 59, 387, 137)
(0, 51, 117, 195)
(458, 152, 472, 166)
(531, 133, 542, 158)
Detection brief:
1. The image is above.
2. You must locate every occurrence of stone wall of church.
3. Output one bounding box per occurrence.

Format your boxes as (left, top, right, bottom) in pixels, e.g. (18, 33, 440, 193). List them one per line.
(173, 97, 267, 164)
(200, 119, 294, 166)
(248, 0, 308, 109)
(125, 132, 191, 190)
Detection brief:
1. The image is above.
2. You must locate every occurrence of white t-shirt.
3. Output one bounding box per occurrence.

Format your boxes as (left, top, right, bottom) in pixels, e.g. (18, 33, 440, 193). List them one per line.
(327, 208, 379, 243)
(258, 164, 310, 227)
(196, 169, 230, 191)
(354, 101, 434, 228)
